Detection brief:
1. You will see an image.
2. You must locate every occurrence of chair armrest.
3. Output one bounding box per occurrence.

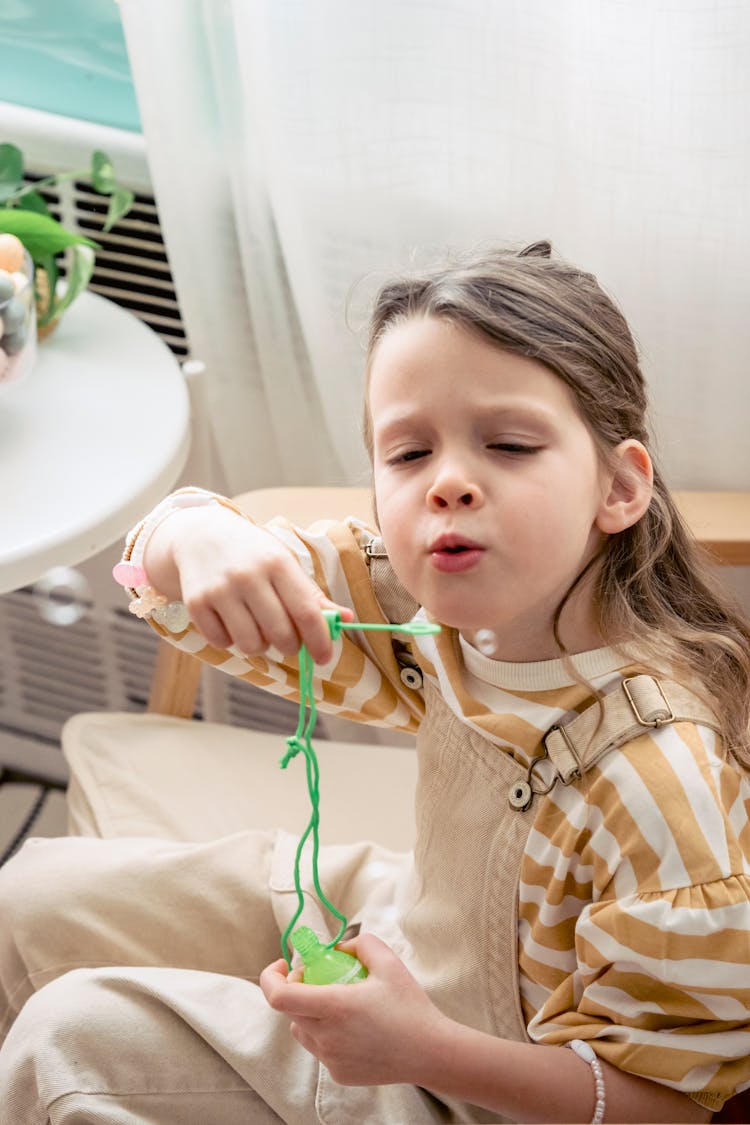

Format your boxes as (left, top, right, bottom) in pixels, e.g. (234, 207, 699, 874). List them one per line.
(147, 643, 202, 717)
(673, 490, 750, 566)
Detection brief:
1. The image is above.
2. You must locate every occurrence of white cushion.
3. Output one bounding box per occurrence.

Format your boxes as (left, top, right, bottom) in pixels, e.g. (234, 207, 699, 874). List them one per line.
(62, 712, 417, 850)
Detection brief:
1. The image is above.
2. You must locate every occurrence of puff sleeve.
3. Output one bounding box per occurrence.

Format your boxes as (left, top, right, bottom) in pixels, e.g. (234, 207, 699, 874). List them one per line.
(520, 721, 750, 1111)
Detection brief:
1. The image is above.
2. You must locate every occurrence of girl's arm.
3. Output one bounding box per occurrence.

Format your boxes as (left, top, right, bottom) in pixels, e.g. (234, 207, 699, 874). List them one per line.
(143, 501, 350, 664)
(420, 1017, 710, 1124)
(120, 489, 424, 736)
(261, 934, 711, 1124)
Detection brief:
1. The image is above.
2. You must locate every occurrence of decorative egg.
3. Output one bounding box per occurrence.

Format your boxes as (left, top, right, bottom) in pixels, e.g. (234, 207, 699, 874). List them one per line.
(0, 234, 25, 274)
(1, 298, 25, 334)
(11, 270, 30, 296)
(0, 270, 15, 305)
(0, 251, 34, 390)
(1, 327, 26, 355)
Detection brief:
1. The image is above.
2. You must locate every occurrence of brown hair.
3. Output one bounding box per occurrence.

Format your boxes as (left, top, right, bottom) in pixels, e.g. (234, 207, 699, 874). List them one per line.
(363, 241, 750, 764)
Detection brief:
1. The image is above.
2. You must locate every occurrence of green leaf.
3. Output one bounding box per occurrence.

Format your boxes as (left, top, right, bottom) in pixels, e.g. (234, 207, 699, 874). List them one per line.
(0, 209, 98, 263)
(0, 143, 24, 186)
(103, 186, 134, 232)
(53, 244, 95, 317)
(16, 190, 51, 218)
(0, 183, 22, 204)
(91, 150, 117, 195)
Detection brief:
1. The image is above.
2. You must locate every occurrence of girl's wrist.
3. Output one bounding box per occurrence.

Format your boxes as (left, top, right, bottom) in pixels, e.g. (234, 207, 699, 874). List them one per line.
(114, 488, 253, 607)
(114, 488, 231, 620)
(122, 488, 220, 577)
(405, 1011, 468, 1093)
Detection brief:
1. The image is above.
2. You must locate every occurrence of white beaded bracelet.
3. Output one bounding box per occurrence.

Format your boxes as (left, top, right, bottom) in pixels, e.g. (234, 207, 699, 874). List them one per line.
(113, 487, 233, 628)
(569, 1039, 606, 1124)
(123, 487, 220, 575)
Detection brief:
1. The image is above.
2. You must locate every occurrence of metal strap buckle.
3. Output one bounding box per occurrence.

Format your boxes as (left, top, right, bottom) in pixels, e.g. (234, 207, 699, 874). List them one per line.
(364, 542, 388, 560)
(508, 746, 556, 812)
(622, 676, 675, 728)
(544, 720, 583, 782)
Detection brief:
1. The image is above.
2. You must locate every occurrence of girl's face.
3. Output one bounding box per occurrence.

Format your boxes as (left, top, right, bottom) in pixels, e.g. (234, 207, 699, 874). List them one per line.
(369, 316, 618, 661)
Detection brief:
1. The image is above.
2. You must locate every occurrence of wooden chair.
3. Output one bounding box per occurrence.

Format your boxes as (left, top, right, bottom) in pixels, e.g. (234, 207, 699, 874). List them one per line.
(672, 490, 750, 568)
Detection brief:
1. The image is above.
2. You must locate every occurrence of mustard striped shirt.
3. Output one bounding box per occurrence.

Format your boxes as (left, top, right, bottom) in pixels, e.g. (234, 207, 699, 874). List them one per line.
(130, 498, 750, 1110)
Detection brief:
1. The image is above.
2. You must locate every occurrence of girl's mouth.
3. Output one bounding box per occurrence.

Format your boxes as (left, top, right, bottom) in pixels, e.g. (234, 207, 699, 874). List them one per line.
(429, 536, 485, 573)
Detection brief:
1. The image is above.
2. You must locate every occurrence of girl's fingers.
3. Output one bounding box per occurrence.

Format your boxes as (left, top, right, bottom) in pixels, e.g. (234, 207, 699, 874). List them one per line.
(185, 603, 234, 651)
(250, 588, 311, 658)
(180, 552, 356, 662)
(261, 958, 362, 1021)
(271, 572, 339, 662)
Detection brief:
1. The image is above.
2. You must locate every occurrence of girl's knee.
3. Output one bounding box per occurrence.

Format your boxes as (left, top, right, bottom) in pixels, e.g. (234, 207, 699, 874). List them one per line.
(0, 838, 77, 938)
(0, 969, 118, 1116)
(1, 969, 162, 1107)
(0, 967, 257, 1117)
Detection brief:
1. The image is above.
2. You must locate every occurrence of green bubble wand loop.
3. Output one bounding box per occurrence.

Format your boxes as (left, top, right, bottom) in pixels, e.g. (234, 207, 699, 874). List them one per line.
(278, 610, 440, 968)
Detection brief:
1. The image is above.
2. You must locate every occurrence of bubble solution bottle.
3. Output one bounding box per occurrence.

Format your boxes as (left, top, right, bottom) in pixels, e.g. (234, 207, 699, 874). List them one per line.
(291, 926, 368, 985)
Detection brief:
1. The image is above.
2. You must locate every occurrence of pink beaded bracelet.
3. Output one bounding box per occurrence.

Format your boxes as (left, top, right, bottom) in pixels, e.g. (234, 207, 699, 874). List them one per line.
(111, 561, 167, 616)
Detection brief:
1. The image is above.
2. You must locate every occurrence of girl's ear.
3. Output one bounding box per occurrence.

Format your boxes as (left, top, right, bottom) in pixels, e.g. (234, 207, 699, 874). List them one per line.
(595, 440, 653, 534)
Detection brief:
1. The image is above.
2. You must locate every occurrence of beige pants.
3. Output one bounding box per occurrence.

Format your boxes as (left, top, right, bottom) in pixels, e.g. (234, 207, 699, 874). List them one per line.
(0, 832, 455, 1125)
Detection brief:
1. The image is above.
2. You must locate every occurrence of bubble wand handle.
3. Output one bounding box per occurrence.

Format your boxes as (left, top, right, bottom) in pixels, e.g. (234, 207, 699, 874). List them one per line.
(322, 608, 440, 639)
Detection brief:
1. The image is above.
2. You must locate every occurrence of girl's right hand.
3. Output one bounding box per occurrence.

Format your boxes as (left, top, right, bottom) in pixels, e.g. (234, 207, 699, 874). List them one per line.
(143, 504, 351, 664)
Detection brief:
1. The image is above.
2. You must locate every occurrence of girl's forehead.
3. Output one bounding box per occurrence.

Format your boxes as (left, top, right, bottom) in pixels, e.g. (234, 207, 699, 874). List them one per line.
(367, 316, 577, 416)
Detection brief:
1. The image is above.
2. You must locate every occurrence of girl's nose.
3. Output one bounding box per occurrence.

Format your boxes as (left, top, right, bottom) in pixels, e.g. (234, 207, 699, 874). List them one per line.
(427, 468, 483, 511)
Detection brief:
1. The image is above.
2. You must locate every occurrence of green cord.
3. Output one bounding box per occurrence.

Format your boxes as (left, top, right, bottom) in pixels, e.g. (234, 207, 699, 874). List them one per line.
(278, 612, 441, 968)
(279, 644, 348, 968)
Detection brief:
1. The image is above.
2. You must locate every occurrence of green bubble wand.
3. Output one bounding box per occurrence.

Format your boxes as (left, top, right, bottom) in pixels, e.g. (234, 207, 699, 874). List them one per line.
(278, 608, 440, 969)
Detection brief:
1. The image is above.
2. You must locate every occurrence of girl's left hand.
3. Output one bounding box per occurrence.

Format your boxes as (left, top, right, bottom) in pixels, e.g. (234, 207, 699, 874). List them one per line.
(259, 933, 447, 1087)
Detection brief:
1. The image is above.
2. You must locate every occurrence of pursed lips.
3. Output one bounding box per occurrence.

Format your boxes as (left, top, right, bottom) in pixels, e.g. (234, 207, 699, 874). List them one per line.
(429, 533, 484, 553)
(428, 534, 485, 573)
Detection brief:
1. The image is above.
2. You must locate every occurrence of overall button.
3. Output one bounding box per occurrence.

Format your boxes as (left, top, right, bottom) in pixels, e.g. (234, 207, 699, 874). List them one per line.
(508, 779, 533, 811)
(400, 665, 423, 689)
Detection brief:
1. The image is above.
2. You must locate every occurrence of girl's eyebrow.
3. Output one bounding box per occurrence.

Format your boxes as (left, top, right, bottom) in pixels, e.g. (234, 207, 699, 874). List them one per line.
(373, 401, 559, 437)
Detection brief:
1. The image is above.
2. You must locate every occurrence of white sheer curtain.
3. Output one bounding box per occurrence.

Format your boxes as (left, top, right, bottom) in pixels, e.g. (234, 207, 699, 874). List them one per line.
(119, 0, 750, 495)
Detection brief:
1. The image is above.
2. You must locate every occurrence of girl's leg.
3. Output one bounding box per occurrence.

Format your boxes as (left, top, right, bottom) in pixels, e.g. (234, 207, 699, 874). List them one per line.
(0, 964, 461, 1125)
(0, 965, 321, 1125)
(0, 831, 282, 1046)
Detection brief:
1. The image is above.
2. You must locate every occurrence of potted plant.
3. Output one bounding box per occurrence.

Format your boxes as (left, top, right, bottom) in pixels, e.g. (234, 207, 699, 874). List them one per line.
(0, 143, 134, 338)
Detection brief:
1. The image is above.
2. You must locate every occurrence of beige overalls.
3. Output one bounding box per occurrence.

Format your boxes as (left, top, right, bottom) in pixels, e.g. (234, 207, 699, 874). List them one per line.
(0, 661, 711, 1125)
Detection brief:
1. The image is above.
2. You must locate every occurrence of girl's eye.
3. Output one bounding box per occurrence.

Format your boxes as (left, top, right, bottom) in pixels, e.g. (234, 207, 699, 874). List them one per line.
(488, 442, 540, 455)
(392, 449, 430, 464)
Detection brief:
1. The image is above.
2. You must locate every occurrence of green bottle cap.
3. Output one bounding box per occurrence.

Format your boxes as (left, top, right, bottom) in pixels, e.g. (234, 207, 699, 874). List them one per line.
(290, 926, 368, 985)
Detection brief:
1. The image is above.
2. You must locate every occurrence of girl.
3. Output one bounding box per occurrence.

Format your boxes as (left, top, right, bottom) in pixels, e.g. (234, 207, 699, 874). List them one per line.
(2, 242, 750, 1124)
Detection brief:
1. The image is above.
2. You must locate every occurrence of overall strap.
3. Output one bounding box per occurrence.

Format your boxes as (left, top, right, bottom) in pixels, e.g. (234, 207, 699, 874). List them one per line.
(510, 675, 722, 811)
(364, 535, 420, 624)
(542, 674, 721, 786)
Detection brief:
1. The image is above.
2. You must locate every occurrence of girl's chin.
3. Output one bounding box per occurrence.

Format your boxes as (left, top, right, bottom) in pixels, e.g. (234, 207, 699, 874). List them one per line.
(424, 607, 503, 633)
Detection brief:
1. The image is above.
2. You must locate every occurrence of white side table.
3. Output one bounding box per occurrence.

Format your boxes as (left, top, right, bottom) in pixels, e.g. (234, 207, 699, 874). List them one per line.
(0, 292, 191, 594)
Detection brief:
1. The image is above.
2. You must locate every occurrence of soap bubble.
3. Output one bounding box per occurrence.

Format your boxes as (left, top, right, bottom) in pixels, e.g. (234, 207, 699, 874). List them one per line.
(473, 629, 497, 656)
(32, 567, 91, 626)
